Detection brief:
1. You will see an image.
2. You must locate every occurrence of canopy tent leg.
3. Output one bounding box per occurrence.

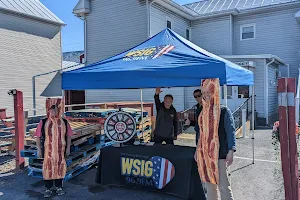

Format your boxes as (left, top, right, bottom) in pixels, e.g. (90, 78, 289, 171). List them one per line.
(224, 84, 228, 106)
(32, 77, 36, 116)
(252, 86, 255, 164)
(140, 89, 144, 142)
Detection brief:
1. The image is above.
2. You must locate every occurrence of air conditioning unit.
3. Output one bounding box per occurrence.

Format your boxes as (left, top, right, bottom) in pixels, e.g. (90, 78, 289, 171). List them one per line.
(235, 61, 255, 67)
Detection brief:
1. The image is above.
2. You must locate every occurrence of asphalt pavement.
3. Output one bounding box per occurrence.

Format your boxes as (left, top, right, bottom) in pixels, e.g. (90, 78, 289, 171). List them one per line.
(0, 129, 283, 200)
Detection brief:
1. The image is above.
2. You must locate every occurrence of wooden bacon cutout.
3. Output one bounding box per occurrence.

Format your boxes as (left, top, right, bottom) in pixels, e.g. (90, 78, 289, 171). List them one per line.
(196, 79, 221, 185)
(43, 98, 67, 180)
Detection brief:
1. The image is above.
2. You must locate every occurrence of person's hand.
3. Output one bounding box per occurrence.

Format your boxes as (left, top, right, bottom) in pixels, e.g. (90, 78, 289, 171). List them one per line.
(185, 119, 191, 126)
(38, 149, 42, 158)
(155, 87, 162, 95)
(194, 151, 197, 162)
(226, 150, 234, 166)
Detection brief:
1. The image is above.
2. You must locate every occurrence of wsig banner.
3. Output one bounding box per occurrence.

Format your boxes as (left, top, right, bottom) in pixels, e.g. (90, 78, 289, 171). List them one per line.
(96, 145, 206, 199)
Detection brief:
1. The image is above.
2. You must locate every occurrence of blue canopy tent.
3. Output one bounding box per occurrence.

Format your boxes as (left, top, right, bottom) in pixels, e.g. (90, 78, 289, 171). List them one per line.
(62, 28, 255, 163)
(62, 28, 253, 89)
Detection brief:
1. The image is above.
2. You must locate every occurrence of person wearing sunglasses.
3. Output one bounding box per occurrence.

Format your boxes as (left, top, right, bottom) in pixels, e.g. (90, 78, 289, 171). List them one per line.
(184, 89, 203, 145)
(194, 85, 236, 200)
(153, 87, 178, 144)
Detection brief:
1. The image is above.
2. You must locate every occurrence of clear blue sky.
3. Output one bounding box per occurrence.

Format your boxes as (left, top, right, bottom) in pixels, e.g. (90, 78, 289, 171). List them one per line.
(41, 0, 196, 53)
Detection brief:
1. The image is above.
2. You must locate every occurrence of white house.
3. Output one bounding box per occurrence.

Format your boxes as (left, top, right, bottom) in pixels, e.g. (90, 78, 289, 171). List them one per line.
(0, 0, 64, 115)
(72, 0, 299, 125)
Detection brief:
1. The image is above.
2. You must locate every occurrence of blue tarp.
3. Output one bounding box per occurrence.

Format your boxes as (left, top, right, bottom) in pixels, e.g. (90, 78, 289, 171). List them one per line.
(62, 29, 253, 90)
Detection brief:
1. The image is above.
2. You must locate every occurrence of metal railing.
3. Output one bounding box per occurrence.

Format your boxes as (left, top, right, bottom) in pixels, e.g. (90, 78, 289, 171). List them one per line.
(232, 96, 253, 130)
(178, 106, 198, 134)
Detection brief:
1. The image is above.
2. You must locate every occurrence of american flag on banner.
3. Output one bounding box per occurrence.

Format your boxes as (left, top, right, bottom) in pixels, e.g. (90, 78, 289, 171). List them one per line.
(151, 45, 175, 59)
(150, 156, 175, 189)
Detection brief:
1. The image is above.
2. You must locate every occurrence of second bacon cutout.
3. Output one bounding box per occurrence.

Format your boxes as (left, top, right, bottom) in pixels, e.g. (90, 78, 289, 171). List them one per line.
(196, 78, 221, 185)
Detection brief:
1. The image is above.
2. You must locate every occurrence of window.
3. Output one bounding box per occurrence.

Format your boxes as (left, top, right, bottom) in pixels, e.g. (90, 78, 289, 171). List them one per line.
(238, 86, 249, 98)
(221, 86, 233, 99)
(166, 17, 173, 29)
(240, 23, 256, 40)
(186, 28, 191, 40)
(167, 20, 172, 29)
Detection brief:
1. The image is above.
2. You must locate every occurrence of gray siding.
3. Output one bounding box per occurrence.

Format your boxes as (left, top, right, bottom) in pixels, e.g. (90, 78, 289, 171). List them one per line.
(85, 0, 148, 110)
(191, 16, 232, 55)
(0, 16, 61, 115)
(268, 65, 278, 124)
(150, 3, 191, 38)
(85, 0, 188, 113)
(85, 0, 149, 108)
(233, 7, 300, 78)
(147, 3, 191, 113)
(86, 0, 148, 64)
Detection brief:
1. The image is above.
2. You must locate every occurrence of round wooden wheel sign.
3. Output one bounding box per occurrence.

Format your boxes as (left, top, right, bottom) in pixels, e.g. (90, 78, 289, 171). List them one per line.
(104, 111, 136, 143)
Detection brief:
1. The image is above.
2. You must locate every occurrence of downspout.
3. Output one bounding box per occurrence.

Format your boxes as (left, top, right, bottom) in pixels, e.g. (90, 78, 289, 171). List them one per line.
(60, 30, 64, 98)
(32, 63, 82, 116)
(83, 16, 87, 64)
(287, 64, 290, 78)
(265, 58, 275, 125)
(147, 0, 150, 37)
(149, 0, 158, 37)
(32, 77, 36, 116)
(229, 14, 233, 55)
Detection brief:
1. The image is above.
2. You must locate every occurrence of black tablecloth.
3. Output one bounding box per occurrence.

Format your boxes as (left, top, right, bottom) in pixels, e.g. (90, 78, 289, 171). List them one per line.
(96, 144, 206, 200)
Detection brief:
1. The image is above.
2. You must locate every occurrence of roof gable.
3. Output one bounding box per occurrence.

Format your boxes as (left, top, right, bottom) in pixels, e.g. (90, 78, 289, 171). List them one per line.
(0, 0, 64, 25)
(183, 0, 300, 15)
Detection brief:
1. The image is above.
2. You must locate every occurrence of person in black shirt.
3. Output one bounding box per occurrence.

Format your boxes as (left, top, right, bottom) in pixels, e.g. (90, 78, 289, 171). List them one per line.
(153, 87, 178, 145)
(185, 89, 203, 145)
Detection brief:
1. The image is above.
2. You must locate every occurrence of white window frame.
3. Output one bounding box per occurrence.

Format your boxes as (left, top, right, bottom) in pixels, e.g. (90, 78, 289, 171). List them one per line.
(186, 27, 191, 41)
(240, 23, 256, 41)
(166, 16, 173, 29)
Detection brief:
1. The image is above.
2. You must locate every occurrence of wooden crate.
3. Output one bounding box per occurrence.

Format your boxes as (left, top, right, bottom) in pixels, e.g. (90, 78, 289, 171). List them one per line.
(105, 102, 154, 117)
(29, 122, 100, 136)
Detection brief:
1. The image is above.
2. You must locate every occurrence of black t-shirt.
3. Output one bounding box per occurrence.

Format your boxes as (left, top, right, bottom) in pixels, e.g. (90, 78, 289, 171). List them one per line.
(153, 94, 178, 139)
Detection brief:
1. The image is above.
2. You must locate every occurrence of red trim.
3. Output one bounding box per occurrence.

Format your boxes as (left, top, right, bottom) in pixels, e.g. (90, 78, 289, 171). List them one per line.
(287, 78, 299, 200)
(278, 78, 299, 200)
(163, 159, 168, 187)
(171, 166, 175, 178)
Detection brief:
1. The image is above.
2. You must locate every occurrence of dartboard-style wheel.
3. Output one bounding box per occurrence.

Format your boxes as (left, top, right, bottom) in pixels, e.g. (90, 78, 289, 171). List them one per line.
(104, 111, 137, 143)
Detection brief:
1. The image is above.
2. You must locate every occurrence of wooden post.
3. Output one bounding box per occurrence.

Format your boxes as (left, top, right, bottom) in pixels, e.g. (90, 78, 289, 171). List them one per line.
(278, 78, 292, 200)
(278, 78, 299, 200)
(12, 90, 25, 169)
(287, 78, 299, 200)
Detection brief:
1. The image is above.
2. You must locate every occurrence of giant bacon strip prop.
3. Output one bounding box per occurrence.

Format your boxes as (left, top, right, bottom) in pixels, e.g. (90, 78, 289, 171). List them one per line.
(196, 79, 221, 185)
(43, 98, 67, 180)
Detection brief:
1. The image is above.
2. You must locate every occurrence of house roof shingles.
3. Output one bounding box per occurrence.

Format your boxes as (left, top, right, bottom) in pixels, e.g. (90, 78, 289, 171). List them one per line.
(182, 0, 300, 15)
(0, 0, 64, 25)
